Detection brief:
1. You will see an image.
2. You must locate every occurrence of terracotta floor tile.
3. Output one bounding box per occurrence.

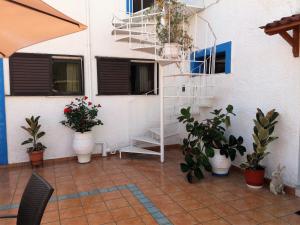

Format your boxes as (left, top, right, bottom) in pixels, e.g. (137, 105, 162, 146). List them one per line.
(105, 197, 129, 210)
(41, 209, 59, 224)
(59, 206, 84, 220)
(131, 203, 148, 216)
(158, 202, 185, 216)
(209, 203, 238, 217)
(58, 198, 81, 209)
(223, 214, 257, 225)
(116, 217, 145, 225)
(177, 199, 204, 211)
(80, 195, 103, 207)
(281, 214, 300, 225)
(87, 211, 114, 225)
(168, 212, 198, 225)
(110, 206, 137, 221)
(60, 216, 88, 225)
(260, 219, 290, 225)
(83, 201, 107, 214)
(190, 208, 220, 223)
(242, 209, 275, 223)
(102, 191, 122, 201)
(201, 218, 230, 225)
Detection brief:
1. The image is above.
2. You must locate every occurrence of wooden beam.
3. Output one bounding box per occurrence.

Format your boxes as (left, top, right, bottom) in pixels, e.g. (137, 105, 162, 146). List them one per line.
(293, 26, 299, 57)
(264, 20, 300, 35)
(279, 31, 294, 47)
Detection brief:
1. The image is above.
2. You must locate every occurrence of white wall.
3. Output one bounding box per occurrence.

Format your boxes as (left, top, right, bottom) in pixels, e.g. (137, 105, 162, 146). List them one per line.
(4, 0, 160, 164)
(198, 0, 300, 188)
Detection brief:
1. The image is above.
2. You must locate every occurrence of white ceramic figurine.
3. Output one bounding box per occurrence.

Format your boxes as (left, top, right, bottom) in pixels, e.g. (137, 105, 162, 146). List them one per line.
(270, 164, 286, 195)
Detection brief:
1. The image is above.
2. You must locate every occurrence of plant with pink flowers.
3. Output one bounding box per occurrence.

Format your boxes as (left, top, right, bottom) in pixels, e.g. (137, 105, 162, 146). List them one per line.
(61, 96, 103, 133)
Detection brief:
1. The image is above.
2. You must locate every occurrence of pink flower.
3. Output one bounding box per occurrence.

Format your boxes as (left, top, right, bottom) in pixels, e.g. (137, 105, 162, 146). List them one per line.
(84, 96, 88, 100)
(88, 102, 92, 106)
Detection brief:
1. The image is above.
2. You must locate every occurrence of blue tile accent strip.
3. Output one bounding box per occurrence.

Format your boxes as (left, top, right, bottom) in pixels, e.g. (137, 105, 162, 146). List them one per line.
(0, 59, 8, 165)
(0, 184, 173, 225)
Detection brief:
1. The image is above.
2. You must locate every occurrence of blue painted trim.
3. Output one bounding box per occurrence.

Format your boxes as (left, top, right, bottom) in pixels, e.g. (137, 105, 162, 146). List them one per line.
(0, 184, 173, 225)
(0, 59, 8, 165)
(192, 41, 232, 74)
(126, 0, 133, 14)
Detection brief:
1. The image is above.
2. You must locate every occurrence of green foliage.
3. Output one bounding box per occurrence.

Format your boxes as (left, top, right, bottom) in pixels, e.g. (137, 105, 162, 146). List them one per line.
(148, 0, 193, 53)
(240, 108, 279, 170)
(21, 116, 46, 153)
(61, 96, 103, 133)
(178, 105, 246, 183)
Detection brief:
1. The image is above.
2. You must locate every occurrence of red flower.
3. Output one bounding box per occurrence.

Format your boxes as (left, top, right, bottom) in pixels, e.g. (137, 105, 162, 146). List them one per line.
(84, 96, 88, 100)
(88, 102, 92, 106)
(64, 108, 72, 113)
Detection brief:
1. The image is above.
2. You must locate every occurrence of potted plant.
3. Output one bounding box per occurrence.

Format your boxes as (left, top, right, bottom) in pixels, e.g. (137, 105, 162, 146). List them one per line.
(178, 105, 246, 182)
(61, 96, 103, 163)
(150, 0, 193, 58)
(241, 108, 279, 189)
(21, 116, 46, 167)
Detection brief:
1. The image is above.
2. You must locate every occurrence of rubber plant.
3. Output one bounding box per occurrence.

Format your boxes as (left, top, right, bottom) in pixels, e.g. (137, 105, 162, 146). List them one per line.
(241, 108, 279, 170)
(178, 105, 246, 183)
(21, 116, 46, 153)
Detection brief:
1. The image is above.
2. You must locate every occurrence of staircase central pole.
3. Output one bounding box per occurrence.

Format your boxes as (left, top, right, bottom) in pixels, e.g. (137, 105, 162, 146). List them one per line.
(160, 64, 165, 163)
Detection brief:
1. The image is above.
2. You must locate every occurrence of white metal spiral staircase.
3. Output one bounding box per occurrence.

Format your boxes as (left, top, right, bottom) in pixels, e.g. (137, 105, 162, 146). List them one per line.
(112, 0, 217, 162)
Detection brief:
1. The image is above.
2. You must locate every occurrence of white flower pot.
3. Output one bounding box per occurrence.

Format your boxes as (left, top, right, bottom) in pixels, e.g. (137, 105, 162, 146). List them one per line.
(72, 132, 94, 163)
(209, 149, 231, 176)
(163, 43, 180, 59)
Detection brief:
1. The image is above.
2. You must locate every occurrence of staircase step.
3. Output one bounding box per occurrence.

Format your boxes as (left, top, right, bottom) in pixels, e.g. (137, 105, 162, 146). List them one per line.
(148, 128, 179, 138)
(131, 45, 156, 54)
(115, 36, 157, 45)
(119, 146, 160, 156)
(112, 29, 155, 36)
(132, 136, 160, 145)
(112, 22, 156, 29)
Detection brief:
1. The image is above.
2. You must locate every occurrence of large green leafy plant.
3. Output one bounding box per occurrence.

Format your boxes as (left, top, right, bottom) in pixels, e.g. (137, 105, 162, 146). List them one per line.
(178, 105, 246, 183)
(149, 0, 193, 53)
(21, 116, 46, 153)
(61, 96, 103, 133)
(241, 108, 279, 170)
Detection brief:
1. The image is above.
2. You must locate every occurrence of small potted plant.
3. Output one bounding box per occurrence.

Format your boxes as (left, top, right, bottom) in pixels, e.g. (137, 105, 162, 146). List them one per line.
(178, 105, 246, 182)
(150, 0, 193, 58)
(241, 108, 279, 189)
(21, 116, 46, 167)
(61, 96, 103, 163)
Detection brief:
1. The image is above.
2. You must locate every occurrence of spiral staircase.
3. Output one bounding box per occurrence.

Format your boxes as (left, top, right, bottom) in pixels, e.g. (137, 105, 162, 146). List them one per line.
(112, 0, 218, 162)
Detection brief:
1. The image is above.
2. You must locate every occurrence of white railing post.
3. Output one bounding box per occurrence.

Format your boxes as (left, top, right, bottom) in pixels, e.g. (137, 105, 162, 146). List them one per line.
(160, 64, 165, 163)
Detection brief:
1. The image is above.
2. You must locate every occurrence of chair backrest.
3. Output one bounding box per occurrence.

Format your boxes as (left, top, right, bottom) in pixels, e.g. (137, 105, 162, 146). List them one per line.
(17, 173, 54, 225)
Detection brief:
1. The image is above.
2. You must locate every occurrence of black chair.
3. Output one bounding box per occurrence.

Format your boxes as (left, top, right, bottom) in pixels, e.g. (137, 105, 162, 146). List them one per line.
(0, 173, 54, 225)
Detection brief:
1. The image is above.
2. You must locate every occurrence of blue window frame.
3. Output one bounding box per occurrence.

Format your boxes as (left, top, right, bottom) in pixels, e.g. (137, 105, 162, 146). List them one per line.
(0, 59, 8, 165)
(191, 41, 232, 74)
(126, 0, 133, 14)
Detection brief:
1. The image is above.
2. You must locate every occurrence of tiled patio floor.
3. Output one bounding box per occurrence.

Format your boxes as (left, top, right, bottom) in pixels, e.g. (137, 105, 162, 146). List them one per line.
(0, 149, 299, 225)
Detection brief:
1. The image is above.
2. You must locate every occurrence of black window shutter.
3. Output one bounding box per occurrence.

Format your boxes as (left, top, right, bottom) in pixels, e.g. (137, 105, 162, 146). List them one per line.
(9, 53, 51, 96)
(97, 57, 130, 95)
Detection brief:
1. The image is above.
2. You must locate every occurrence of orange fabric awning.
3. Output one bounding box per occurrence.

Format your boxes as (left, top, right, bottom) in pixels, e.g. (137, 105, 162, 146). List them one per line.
(0, 0, 87, 57)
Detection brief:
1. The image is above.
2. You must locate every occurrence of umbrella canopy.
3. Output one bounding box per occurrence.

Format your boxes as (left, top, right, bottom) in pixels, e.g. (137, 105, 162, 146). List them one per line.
(0, 0, 87, 57)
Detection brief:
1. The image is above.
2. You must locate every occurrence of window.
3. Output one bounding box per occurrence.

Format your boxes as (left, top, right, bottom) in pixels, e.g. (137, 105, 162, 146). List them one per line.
(52, 57, 83, 95)
(127, 0, 154, 14)
(9, 53, 84, 96)
(191, 41, 232, 74)
(97, 57, 158, 95)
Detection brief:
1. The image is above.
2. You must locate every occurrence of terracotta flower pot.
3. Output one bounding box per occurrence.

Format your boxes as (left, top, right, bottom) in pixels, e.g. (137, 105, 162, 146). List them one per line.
(29, 150, 44, 167)
(244, 168, 265, 189)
